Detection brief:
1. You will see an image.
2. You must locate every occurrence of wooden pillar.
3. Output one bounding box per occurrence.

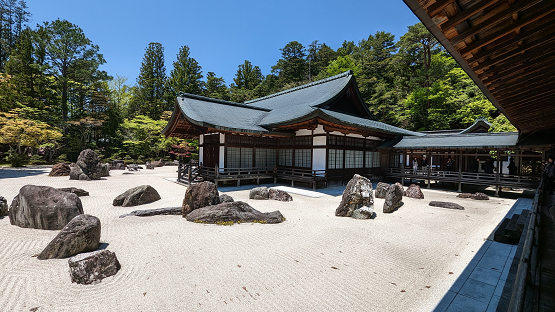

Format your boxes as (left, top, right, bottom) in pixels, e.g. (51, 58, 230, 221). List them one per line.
(458, 150, 463, 193)
(427, 151, 432, 189)
(401, 151, 405, 185)
(495, 150, 501, 196)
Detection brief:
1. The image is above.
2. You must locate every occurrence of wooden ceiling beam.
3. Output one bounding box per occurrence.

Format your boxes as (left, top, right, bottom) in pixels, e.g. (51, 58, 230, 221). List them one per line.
(499, 90, 555, 108)
(426, 0, 456, 17)
(438, 0, 499, 29)
(459, 3, 555, 57)
(465, 14, 555, 64)
(450, 0, 544, 45)
(490, 66, 555, 92)
(495, 82, 555, 103)
(479, 44, 555, 80)
(481, 53, 555, 84)
(472, 34, 555, 71)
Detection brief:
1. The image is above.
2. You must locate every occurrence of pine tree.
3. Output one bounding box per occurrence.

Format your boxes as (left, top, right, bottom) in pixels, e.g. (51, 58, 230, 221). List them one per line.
(168, 45, 203, 96)
(233, 60, 263, 90)
(204, 71, 229, 100)
(136, 42, 167, 119)
(0, 0, 30, 71)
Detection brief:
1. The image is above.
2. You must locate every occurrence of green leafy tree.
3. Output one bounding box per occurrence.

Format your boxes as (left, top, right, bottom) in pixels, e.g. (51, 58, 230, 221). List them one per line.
(271, 41, 307, 84)
(168, 45, 203, 97)
(135, 42, 167, 119)
(307, 40, 337, 80)
(0, 0, 30, 71)
(204, 71, 229, 100)
(121, 115, 181, 159)
(489, 114, 517, 132)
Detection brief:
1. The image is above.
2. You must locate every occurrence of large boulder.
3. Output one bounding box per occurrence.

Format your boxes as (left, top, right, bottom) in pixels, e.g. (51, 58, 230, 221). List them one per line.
(352, 206, 375, 219)
(182, 181, 219, 217)
(404, 184, 424, 199)
(0, 196, 7, 217)
(49, 163, 71, 177)
(186, 201, 285, 224)
(383, 183, 403, 213)
(219, 194, 234, 203)
(429, 201, 464, 210)
(472, 192, 490, 200)
(268, 189, 293, 202)
(38, 214, 101, 260)
(9, 185, 84, 230)
(68, 250, 121, 285)
(249, 187, 269, 200)
(335, 174, 374, 217)
(69, 149, 103, 181)
(56, 187, 89, 197)
(113, 185, 161, 207)
(375, 182, 389, 199)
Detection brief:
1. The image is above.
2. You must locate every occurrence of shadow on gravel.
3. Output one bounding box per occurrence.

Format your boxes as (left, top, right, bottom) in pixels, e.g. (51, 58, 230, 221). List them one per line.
(0, 168, 51, 179)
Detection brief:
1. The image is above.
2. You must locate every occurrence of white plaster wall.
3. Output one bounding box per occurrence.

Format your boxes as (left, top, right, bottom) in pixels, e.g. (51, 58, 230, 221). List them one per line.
(313, 136, 326, 147)
(366, 136, 380, 141)
(295, 129, 312, 136)
(199, 147, 203, 166)
(314, 125, 325, 134)
(199, 134, 204, 145)
(346, 133, 365, 139)
(313, 148, 326, 171)
(219, 146, 225, 171)
(329, 131, 343, 136)
(219, 133, 225, 144)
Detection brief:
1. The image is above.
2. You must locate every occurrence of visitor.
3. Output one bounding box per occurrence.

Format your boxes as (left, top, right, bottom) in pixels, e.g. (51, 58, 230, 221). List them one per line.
(446, 156, 454, 172)
(421, 155, 428, 168)
(412, 157, 418, 175)
(544, 155, 555, 195)
(508, 157, 517, 176)
(473, 157, 480, 173)
(483, 158, 495, 174)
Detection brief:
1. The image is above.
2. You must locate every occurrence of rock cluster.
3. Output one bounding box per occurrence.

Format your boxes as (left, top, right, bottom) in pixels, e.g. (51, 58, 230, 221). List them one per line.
(403, 184, 424, 199)
(113, 185, 161, 207)
(186, 201, 284, 224)
(49, 163, 71, 177)
(9, 185, 84, 230)
(472, 192, 489, 200)
(38, 214, 101, 260)
(182, 182, 220, 217)
(335, 174, 374, 217)
(383, 183, 403, 213)
(69, 149, 103, 180)
(68, 250, 121, 285)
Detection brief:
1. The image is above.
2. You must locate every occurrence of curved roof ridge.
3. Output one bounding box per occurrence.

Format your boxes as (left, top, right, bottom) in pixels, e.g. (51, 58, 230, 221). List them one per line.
(178, 92, 271, 112)
(245, 70, 353, 105)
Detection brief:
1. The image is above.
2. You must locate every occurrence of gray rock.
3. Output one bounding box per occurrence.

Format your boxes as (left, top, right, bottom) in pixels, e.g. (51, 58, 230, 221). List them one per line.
(404, 184, 424, 199)
(111, 160, 126, 170)
(352, 206, 375, 219)
(113, 185, 161, 207)
(429, 201, 465, 210)
(0, 196, 7, 217)
(186, 201, 285, 224)
(219, 194, 234, 203)
(9, 185, 84, 230)
(456, 193, 473, 198)
(472, 192, 489, 200)
(69, 149, 103, 180)
(119, 207, 182, 218)
(151, 159, 164, 167)
(49, 163, 71, 177)
(127, 164, 139, 171)
(249, 187, 269, 200)
(395, 182, 405, 194)
(268, 189, 293, 202)
(145, 162, 154, 170)
(100, 163, 110, 177)
(383, 183, 403, 213)
(375, 182, 389, 199)
(68, 250, 121, 285)
(38, 214, 101, 260)
(182, 182, 219, 217)
(335, 174, 374, 217)
(56, 187, 89, 197)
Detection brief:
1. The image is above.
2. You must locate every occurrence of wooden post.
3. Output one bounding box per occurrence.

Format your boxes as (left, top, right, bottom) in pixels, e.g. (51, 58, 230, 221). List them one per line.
(188, 165, 192, 184)
(458, 150, 463, 192)
(427, 152, 431, 189)
(495, 151, 501, 196)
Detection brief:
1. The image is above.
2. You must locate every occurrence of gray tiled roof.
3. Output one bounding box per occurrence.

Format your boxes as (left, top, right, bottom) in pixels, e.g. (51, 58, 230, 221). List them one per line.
(459, 116, 491, 134)
(379, 132, 519, 149)
(172, 71, 420, 137)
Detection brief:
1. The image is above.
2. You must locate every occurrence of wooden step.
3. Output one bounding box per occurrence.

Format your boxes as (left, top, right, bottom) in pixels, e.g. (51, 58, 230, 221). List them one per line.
(494, 217, 512, 244)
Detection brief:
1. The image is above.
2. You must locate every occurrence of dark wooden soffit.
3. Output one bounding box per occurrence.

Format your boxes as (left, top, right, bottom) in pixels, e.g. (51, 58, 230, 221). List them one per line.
(403, 0, 555, 137)
(163, 109, 206, 139)
(272, 117, 396, 139)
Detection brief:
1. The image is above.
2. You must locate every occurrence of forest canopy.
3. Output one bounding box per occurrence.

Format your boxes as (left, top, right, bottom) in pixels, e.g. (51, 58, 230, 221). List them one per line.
(0, 1, 514, 166)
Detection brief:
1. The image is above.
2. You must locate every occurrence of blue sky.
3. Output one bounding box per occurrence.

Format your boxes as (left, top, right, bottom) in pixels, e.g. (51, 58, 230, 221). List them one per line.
(25, 0, 419, 87)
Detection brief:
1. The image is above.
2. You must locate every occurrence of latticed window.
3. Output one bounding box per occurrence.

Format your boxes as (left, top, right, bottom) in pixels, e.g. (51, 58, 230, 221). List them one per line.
(294, 149, 311, 168)
(255, 148, 276, 168)
(226, 147, 253, 168)
(345, 150, 363, 168)
(295, 136, 313, 146)
(278, 149, 293, 166)
(390, 154, 401, 168)
(328, 149, 344, 169)
(365, 152, 381, 168)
